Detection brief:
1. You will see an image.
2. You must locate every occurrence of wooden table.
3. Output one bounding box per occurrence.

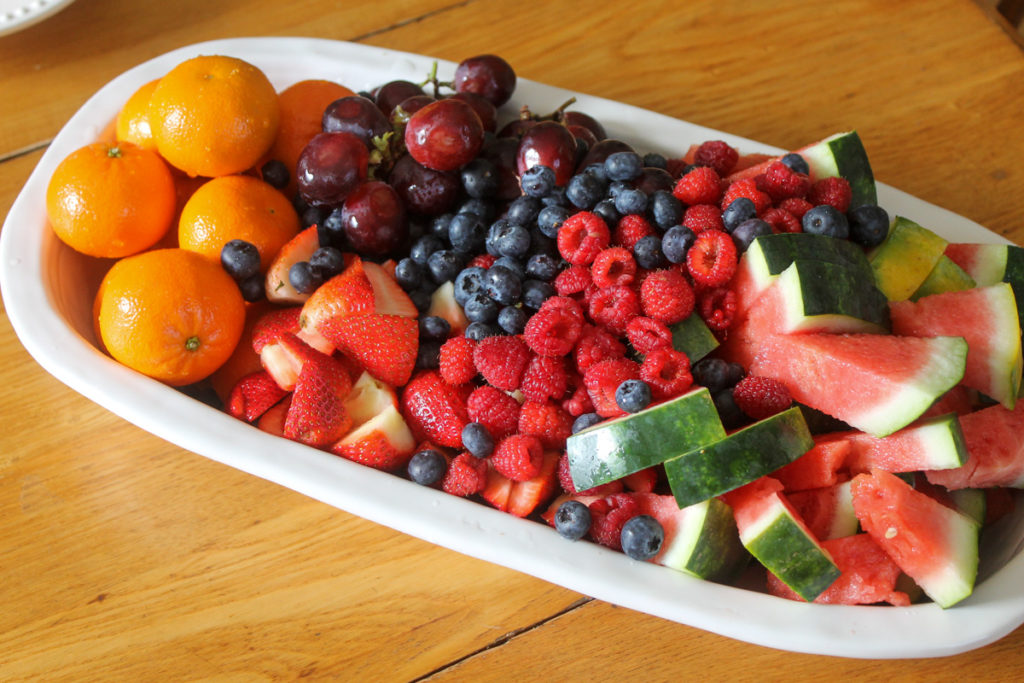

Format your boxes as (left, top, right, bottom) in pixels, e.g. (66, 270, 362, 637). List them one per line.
(2, 1, 1023, 679)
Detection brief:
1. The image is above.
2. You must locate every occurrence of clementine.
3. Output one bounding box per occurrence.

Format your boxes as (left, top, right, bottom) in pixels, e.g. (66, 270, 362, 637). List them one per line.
(178, 174, 299, 271)
(46, 141, 175, 258)
(115, 79, 160, 151)
(148, 55, 279, 178)
(95, 248, 246, 386)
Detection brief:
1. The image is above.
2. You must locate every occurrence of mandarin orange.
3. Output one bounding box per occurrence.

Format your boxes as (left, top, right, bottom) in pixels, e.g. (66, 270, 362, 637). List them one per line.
(95, 248, 246, 386)
(115, 79, 160, 151)
(46, 141, 176, 258)
(148, 55, 279, 178)
(178, 174, 299, 271)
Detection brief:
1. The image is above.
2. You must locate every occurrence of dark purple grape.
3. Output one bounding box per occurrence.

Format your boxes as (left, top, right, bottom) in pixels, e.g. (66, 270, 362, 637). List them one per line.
(405, 98, 485, 172)
(340, 180, 408, 255)
(563, 111, 607, 141)
(296, 132, 369, 207)
(632, 167, 676, 195)
(567, 124, 598, 149)
(373, 80, 426, 117)
(576, 138, 636, 173)
(497, 118, 537, 140)
(449, 91, 497, 133)
(388, 153, 461, 216)
(322, 96, 391, 149)
(480, 135, 524, 201)
(516, 121, 577, 187)
(453, 54, 516, 107)
(389, 94, 436, 126)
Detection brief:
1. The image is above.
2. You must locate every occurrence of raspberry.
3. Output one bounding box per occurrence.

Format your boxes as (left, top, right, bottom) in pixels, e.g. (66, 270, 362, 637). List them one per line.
(491, 434, 544, 482)
(665, 157, 690, 179)
(584, 357, 641, 417)
(639, 268, 696, 324)
(438, 336, 477, 385)
(588, 285, 640, 335)
(442, 452, 489, 496)
(697, 285, 738, 331)
(588, 493, 641, 551)
(557, 211, 611, 265)
(557, 452, 623, 496)
(473, 335, 530, 391)
(808, 176, 852, 213)
(590, 247, 637, 288)
(625, 316, 672, 355)
(760, 161, 810, 201)
(520, 353, 568, 403)
(761, 207, 802, 234)
(682, 203, 724, 234)
(672, 165, 722, 206)
(466, 253, 496, 269)
(553, 264, 596, 303)
(721, 178, 771, 215)
(561, 383, 595, 416)
(612, 214, 655, 250)
(523, 296, 585, 357)
(518, 400, 573, 449)
(640, 347, 693, 399)
(777, 197, 814, 220)
(686, 229, 738, 287)
(693, 140, 739, 177)
(573, 324, 627, 372)
(732, 375, 793, 420)
(466, 385, 520, 438)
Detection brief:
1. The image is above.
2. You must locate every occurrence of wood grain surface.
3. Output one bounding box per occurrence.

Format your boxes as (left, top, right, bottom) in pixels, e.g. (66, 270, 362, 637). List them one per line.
(2, 1, 1024, 680)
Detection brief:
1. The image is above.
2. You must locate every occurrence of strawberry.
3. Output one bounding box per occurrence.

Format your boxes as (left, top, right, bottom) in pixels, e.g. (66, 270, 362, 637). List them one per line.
(251, 306, 302, 354)
(343, 370, 399, 428)
(482, 465, 515, 512)
(331, 404, 415, 470)
(426, 281, 470, 336)
(265, 226, 321, 304)
(283, 341, 354, 447)
(400, 370, 470, 448)
(363, 260, 418, 317)
(300, 256, 376, 351)
(227, 370, 288, 423)
(506, 450, 561, 518)
(319, 312, 418, 387)
(256, 395, 291, 437)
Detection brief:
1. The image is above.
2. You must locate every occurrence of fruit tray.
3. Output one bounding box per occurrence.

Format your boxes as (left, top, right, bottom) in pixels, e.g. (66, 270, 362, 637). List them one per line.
(3, 36, 1024, 659)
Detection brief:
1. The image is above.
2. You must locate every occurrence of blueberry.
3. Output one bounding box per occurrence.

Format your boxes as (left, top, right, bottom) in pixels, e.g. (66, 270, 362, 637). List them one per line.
(714, 387, 746, 429)
(802, 204, 849, 239)
(541, 186, 569, 207)
(583, 163, 609, 183)
(484, 264, 522, 306)
(642, 152, 668, 169)
(633, 234, 665, 270)
(309, 246, 346, 280)
(592, 198, 621, 228)
(692, 357, 737, 393)
(525, 253, 561, 282)
(407, 449, 447, 486)
(521, 165, 557, 197)
(497, 305, 528, 335)
(260, 159, 290, 190)
(448, 212, 488, 253)
(731, 218, 772, 253)
(529, 226, 558, 257)
(522, 278, 555, 310)
(554, 500, 592, 541)
(571, 412, 601, 434)
(416, 339, 442, 369)
(427, 249, 465, 284)
(780, 152, 810, 175)
(722, 197, 757, 232)
(419, 315, 451, 341)
(460, 157, 499, 198)
(461, 422, 495, 458)
(614, 187, 648, 216)
(393, 257, 423, 291)
(410, 234, 444, 266)
(288, 261, 322, 294)
(505, 195, 543, 226)
(463, 292, 500, 323)
(620, 515, 664, 560)
(488, 222, 532, 259)
(238, 273, 265, 302)
(604, 151, 643, 181)
(430, 213, 454, 241)
(566, 172, 605, 210)
(458, 197, 496, 223)
(408, 286, 434, 313)
(321, 207, 347, 248)
(465, 321, 501, 340)
(301, 204, 328, 231)
(492, 256, 525, 280)
(616, 379, 652, 413)
(607, 180, 630, 200)
(661, 225, 696, 264)
(848, 204, 890, 248)
(649, 190, 683, 230)
(220, 239, 261, 281)
(537, 204, 572, 239)
(453, 266, 486, 305)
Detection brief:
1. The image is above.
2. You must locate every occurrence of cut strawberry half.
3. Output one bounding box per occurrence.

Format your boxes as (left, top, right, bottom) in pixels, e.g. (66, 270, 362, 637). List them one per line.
(256, 395, 291, 437)
(319, 312, 419, 388)
(400, 370, 470, 448)
(363, 260, 418, 317)
(300, 256, 376, 352)
(506, 450, 561, 518)
(343, 370, 399, 428)
(426, 280, 469, 336)
(265, 226, 321, 304)
(482, 465, 515, 512)
(330, 404, 416, 471)
(227, 370, 289, 423)
(251, 306, 302, 354)
(284, 346, 354, 447)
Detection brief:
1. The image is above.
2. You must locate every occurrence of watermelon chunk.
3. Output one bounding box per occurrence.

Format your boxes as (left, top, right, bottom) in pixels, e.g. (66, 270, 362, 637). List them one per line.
(851, 469, 979, 608)
(772, 437, 851, 492)
(787, 481, 859, 541)
(833, 412, 968, 474)
(890, 283, 1022, 409)
(766, 533, 910, 606)
(749, 332, 968, 437)
(925, 401, 1024, 490)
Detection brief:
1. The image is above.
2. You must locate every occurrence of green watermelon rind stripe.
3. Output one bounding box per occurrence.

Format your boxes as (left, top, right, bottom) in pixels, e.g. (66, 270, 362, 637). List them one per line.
(658, 497, 748, 581)
(778, 260, 890, 333)
(750, 233, 874, 281)
(740, 495, 841, 602)
(800, 131, 877, 209)
(665, 407, 813, 508)
(669, 313, 720, 363)
(826, 480, 860, 540)
(978, 283, 1023, 408)
(909, 413, 970, 471)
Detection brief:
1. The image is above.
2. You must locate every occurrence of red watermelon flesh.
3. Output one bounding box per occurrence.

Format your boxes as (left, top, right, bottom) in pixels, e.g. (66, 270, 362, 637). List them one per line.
(787, 481, 858, 541)
(720, 476, 786, 532)
(766, 533, 910, 606)
(772, 437, 851, 492)
(833, 413, 967, 475)
(925, 401, 1024, 490)
(921, 384, 977, 419)
(750, 332, 968, 438)
(889, 283, 1022, 410)
(944, 243, 1008, 286)
(851, 469, 979, 608)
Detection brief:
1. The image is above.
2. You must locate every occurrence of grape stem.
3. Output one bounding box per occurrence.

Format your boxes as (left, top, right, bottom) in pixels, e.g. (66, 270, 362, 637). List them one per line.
(420, 61, 454, 99)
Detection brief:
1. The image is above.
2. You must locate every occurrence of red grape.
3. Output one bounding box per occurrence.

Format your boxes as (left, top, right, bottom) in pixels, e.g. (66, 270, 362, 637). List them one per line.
(296, 132, 369, 207)
(563, 111, 607, 141)
(322, 96, 390, 148)
(388, 153, 461, 215)
(390, 94, 436, 126)
(453, 54, 516, 107)
(450, 91, 498, 133)
(404, 98, 485, 172)
(374, 79, 426, 116)
(516, 120, 577, 186)
(340, 180, 407, 255)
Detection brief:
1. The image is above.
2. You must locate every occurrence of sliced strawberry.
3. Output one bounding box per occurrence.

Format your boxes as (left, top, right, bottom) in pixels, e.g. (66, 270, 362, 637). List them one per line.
(319, 313, 418, 387)
(265, 226, 321, 304)
(482, 464, 515, 512)
(284, 345, 354, 447)
(343, 370, 399, 428)
(426, 280, 469, 336)
(363, 260, 418, 317)
(330, 404, 415, 470)
(256, 395, 291, 437)
(251, 306, 302, 354)
(300, 256, 376, 351)
(227, 370, 289, 423)
(400, 370, 470, 449)
(507, 450, 561, 518)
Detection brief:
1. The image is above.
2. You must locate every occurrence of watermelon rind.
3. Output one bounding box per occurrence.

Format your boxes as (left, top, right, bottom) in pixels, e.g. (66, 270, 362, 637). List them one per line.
(669, 313, 719, 363)
(869, 216, 949, 302)
(798, 130, 877, 209)
(656, 497, 749, 582)
(665, 406, 813, 507)
(770, 259, 890, 334)
(841, 412, 969, 474)
(911, 254, 976, 301)
(949, 488, 987, 526)
(567, 387, 725, 492)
